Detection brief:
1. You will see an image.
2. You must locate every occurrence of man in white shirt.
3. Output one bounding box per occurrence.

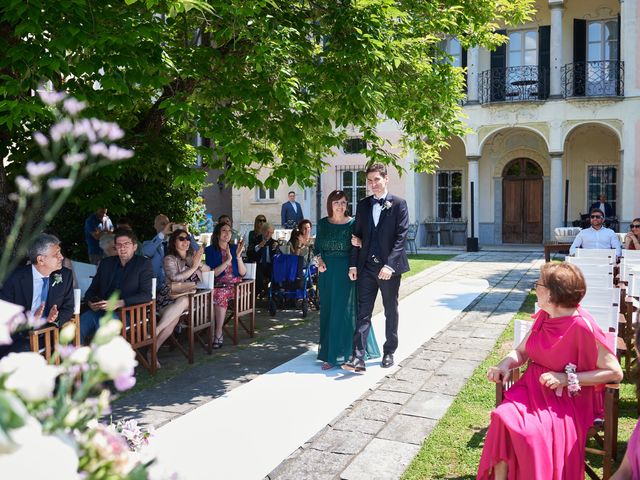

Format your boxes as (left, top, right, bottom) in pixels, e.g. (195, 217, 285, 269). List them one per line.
(569, 208, 621, 256)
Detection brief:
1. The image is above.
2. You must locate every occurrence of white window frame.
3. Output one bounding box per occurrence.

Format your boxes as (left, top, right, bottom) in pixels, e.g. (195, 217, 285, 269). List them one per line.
(586, 164, 617, 214)
(435, 170, 463, 220)
(256, 186, 276, 202)
(339, 168, 367, 215)
(586, 19, 619, 96)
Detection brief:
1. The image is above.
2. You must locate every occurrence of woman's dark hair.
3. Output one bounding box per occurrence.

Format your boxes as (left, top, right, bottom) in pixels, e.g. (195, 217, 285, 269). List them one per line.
(326, 190, 348, 217)
(210, 222, 231, 251)
(539, 262, 586, 308)
(298, 219, 312, 232)
(166, 229, 193, 258)
(289, 228, 302, 248)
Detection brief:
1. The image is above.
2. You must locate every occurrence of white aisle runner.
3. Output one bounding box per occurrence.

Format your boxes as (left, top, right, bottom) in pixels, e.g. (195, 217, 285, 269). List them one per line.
(153, 279, 487, 479)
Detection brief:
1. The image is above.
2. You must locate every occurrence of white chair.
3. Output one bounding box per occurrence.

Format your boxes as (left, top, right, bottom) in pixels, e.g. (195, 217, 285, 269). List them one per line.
(620, 259, 640, 283)
(584, 305, 619, 335)
(621, 250, 640, 262)
(70, 260, 97, 298)
(513, 319, 533, 347)
(582, 287, 620, 309)
(583, 274, 616, 289)
(575, 248, 617, 264)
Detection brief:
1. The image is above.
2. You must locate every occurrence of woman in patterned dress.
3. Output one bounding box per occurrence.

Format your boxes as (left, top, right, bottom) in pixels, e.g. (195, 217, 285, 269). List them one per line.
(205, 222, 247, 348)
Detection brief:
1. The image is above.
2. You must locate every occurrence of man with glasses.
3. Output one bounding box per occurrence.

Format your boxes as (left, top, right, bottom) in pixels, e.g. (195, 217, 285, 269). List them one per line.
(569, 208, 621, 257)
(80, 228, 153, 344)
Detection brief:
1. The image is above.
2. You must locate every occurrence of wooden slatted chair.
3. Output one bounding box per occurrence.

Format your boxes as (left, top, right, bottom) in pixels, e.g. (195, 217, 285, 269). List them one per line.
(29, 314, 82, 363)
(120, 301, 157, 374)
(174, 289, 214, 364)
(496, 321, 619, 480)
(223, 280, 256, 345)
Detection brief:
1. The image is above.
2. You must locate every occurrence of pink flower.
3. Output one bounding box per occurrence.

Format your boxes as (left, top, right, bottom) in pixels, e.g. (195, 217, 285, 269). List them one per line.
(26, 161, 56, 177)
(63, 98, 86, 116)
(38, 89, 66, 106)
(33, 132, 49, 147)
(15, 176, 38, 194)
(114, 372, 136, 391)
(63, 153, 87, 166)
(47, 178, 74, 190)
(50, 118, 74, 142)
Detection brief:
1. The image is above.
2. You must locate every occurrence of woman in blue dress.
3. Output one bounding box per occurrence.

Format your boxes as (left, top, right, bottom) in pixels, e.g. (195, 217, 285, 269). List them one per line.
(315, 190, 380, 370)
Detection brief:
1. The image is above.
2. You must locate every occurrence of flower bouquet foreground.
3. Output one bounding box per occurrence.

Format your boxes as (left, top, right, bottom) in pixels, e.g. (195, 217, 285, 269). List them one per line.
(0, 306, 176, 479)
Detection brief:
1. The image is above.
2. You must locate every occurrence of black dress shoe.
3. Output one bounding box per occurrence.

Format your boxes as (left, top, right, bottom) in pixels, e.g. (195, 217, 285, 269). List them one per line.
(381, 353, 394, 368)
(341, 356, 366, 373)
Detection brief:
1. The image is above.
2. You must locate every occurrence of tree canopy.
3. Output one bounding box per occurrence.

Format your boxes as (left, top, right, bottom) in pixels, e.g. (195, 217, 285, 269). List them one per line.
(0, 0, 534, 241)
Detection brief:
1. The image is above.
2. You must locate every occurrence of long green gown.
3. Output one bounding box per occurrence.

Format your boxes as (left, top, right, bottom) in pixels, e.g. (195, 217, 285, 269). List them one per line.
(316, 217, 380, 365)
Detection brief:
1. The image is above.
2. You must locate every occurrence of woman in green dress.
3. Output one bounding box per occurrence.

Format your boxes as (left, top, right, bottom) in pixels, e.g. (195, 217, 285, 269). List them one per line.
(316, 190, 381, 370)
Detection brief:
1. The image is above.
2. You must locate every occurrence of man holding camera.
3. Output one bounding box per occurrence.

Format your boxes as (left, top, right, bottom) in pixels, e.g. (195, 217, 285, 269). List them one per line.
(80, 228, 153, 344)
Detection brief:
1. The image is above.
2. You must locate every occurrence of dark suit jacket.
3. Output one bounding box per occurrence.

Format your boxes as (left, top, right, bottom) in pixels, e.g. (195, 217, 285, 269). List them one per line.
(254, 237, 281, 265)
(0, 265, 74, 326)
(350, 194, 410, 275)
(589, 202, 615, 218)
(281, 201, 304, 228)
(85, 255, 153, 307)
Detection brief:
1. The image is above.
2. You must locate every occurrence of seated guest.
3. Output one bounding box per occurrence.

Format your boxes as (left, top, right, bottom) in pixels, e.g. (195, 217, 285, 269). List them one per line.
(205, 222, 247, 348)
(623, 218, 640, 250)
(142, 214, 198, 288)
(478, 262, 622, 479)
(154, 229, 210, 365)
(569, 208, 621, 257)
(290, 219, 313, 258)
(80, 228, 153, 344)
(99, 233, 117, 258)
(0, 233, 74, 354)
(253, 222, 281, 297)
(217, 214, 242, 244)
(247, 215, 267, 262)
(116, 217, 143, 254)
(590, 194, 615, 219)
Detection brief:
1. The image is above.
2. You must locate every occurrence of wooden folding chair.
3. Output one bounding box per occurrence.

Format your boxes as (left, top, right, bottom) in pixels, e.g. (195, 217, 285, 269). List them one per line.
(29, 324, 60, 364)
(120, 301, 157, 374)
(174, 290, 214, 364)
(223, 280, 256, 345)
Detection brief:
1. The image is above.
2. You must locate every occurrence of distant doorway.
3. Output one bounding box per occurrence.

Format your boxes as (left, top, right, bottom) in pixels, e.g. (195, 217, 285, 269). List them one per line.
(502, 158, 543, 243)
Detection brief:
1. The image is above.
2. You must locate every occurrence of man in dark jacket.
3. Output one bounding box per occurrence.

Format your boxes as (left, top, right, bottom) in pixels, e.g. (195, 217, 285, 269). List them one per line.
(80, 228, 153, 343)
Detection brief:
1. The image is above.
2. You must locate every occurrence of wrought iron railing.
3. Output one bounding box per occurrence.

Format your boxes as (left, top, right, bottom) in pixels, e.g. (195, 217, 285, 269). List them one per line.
(479, 65, 549, 104)
(561, 61, 624, 98)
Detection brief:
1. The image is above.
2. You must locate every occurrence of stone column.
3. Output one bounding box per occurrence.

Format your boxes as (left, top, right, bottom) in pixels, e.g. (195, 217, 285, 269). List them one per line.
(549, 0, 565, 98)
(466, 47, 480, 104)
(467, 156, 480, 239)
(549, 152, 564, 230)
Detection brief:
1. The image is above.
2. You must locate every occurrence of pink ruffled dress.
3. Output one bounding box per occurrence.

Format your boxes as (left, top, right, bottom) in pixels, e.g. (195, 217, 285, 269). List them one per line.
(477, 307, 614, 480)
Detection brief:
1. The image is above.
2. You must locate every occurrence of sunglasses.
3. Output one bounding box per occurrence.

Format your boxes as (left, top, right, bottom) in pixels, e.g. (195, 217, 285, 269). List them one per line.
(590, 215, 603, 219)
(177, 236, 189, 242)
(631, 225, 640, 229)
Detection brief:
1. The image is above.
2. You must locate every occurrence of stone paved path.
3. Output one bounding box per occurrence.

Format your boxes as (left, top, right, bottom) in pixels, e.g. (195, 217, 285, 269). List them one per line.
(111, 249, 543, 479)
(267, 251, 543, 480)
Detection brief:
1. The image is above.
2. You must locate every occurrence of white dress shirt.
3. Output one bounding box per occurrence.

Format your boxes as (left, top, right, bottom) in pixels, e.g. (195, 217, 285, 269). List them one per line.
(569, 226, 621, 256)
(290, 201, 298, 213)
(372, 189, 388, 227)
(31, 265, 48, 313)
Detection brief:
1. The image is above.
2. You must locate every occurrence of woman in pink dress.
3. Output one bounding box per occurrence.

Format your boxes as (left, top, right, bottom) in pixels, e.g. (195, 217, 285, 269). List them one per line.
(205, 222, 247, 348)
(478, 262, 622, 479)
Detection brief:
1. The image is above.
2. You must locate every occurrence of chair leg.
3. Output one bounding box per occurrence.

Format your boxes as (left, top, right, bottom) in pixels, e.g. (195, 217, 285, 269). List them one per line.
(188, 325, 194, 364)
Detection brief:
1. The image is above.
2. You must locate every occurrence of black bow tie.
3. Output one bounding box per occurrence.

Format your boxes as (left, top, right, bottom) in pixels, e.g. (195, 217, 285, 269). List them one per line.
(372, 197, 386, 207)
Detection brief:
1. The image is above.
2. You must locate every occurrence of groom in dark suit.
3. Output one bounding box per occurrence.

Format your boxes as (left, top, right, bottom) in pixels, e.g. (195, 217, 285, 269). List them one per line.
(0, 233, 74, 354)
(343, 163, 409, 373)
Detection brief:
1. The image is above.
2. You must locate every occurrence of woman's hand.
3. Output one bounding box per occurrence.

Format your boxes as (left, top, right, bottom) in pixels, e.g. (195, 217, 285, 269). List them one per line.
(487, 365, 510, 384)
(193, 247, 204, 265)
(351, 235, 362, 248)
(236, 238, 245, 257)
(539, 371, 567, 390)
(318, 259, 327, 272)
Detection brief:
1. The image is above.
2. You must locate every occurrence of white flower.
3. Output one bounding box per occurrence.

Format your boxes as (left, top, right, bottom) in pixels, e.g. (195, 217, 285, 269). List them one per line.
(93, 319, 123, 344)
(2, 353, 61, 402)
(63, 152, 87, 166)
(51, 273, 63, 287)
(0, 300, 25, 346)
(47, 178, 74, 190)
(50, 118, 74, 142)
(382, 200, 392, 211)
(15, 175, 38, 194)
(26, 161, 56, 177)
(37, 90, 66, 106)
(33, 131, 49, 147)
(69, 346, 91, 364)
(93, 336, 137, 378)
(63, 98, 86, 116)
(0, 417, 79, 479)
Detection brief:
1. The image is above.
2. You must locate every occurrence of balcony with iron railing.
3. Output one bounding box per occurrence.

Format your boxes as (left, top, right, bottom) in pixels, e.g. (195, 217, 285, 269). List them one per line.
(561, 60, 624, 98)
(479, 65, 549, 104)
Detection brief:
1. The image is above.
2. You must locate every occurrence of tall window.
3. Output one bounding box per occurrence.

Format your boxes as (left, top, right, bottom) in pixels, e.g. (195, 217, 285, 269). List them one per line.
(436, 170, 462, 219)
(343, 137, 367, 154)
(587, 20, 619, 96)
(339, 169, 367, 215)
(507, 29, 538, 100)
(587, 165, 617, 214)
(440, 38, 462, 67)
(256, 186, 275, 201)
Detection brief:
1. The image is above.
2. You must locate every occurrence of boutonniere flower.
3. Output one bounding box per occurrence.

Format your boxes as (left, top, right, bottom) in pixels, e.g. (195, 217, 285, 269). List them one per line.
(382, 200, 393, 211)
(51, 273, 63, 287)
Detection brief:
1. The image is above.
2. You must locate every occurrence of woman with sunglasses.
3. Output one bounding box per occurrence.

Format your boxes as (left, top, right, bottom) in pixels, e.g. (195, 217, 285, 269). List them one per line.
(623, 218, 640, 250)
(155, 228, 210, 366)
(315, 190, 380, 370)
(247, 215, 267, 262)
(205, 222, 247, 348)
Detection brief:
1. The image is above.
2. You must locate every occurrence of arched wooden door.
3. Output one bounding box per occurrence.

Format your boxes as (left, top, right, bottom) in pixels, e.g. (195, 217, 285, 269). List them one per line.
(502, 158, 543, 244)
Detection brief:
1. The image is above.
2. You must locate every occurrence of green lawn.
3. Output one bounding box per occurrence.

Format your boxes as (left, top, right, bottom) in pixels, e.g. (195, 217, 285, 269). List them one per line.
(402, 292, 637, 479)
(406, 254, 457, 279)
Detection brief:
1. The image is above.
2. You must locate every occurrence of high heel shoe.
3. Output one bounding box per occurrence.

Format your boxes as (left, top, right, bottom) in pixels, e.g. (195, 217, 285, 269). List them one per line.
(213, 334, 224, 349)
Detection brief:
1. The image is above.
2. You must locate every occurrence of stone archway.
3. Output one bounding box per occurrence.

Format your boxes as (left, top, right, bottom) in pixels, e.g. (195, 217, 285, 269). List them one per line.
(502, 158, 543, 244)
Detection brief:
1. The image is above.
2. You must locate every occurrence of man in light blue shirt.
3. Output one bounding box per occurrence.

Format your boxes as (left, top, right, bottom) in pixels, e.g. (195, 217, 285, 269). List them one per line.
(569, 208, 621, 257)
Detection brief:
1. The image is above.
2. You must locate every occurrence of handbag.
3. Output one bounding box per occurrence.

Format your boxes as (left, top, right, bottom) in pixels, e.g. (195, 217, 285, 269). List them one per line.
(168, 281, 197, 299)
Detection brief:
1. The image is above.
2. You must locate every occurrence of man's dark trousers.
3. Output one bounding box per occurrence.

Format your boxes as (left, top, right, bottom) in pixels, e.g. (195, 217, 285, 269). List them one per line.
(353, 257, 401, 359)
